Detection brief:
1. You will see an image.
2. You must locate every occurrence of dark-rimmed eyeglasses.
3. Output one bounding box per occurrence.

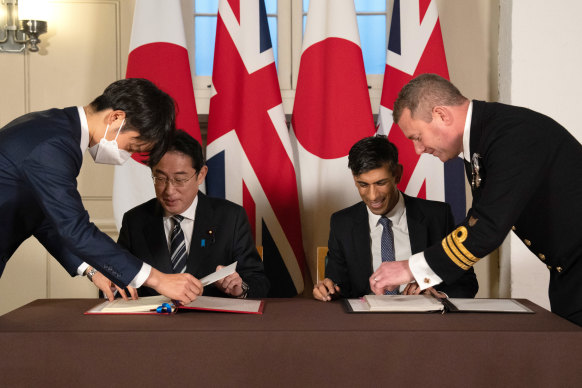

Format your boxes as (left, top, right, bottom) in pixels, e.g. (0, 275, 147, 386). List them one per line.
(151, 174, 196, 187)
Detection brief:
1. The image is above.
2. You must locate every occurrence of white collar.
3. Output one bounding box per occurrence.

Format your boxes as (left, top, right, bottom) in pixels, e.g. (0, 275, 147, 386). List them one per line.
(367, 191, 406, 229)
(77, 106, 90, 154)
(461, 100, 473, 162)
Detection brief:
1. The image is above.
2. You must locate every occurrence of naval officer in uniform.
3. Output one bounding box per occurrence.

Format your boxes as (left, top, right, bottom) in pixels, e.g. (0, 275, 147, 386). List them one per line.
(370, 73, 582, 326)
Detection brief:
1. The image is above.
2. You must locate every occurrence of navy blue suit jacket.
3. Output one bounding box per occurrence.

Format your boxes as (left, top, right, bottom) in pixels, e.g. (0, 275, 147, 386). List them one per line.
(117, 192, 270, 298)
(326, 194, 478, 298)
(0, 107, 143, 286)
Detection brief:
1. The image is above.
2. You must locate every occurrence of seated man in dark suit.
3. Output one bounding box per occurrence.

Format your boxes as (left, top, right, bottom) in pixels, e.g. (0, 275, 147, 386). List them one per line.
(118, 130, 269, 298)
(313, 135, 478, 301)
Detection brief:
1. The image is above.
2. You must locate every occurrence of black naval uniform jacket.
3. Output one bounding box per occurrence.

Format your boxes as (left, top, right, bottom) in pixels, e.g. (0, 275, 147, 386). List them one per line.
(423, 100, 582, 325)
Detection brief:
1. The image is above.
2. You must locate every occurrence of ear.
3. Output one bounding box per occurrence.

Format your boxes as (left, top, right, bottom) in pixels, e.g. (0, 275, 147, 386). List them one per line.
(394, 164, 403, 184)
(106, 110, 126, 125)
(196, 165, 209, 183)
(433, 106, 453, 125)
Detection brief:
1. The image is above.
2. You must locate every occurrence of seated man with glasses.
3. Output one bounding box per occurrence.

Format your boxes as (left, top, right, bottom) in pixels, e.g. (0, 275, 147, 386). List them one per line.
(117, 130, 269, 298)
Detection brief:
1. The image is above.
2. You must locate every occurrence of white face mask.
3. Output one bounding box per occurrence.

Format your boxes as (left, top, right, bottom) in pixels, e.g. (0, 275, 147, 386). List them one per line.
(88, 119, 132, 165)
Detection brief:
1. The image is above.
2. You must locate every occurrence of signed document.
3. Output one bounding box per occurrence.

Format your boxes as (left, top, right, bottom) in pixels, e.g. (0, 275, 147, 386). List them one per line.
(86, 294, 264, 315)
(364, 295, 445, 312)
(344, 296, 534, 314)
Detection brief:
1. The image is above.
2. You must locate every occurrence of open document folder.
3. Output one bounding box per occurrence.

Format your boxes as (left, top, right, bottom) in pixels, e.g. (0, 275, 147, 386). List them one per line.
(85, 295, 264, 315)
(345, 295, 534, 314)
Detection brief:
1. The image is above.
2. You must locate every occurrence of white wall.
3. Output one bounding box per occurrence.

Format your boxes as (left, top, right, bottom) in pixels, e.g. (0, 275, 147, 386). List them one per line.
(498, 0, 582, 310)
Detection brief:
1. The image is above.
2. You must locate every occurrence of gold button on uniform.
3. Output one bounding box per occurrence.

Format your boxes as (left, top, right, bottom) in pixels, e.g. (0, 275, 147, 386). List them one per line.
(547, 265, 552, 270)
(524, 239, 531, 246)
(512, 226, 516, 231)
(557, 267, 563, 273)
(538, 253, 546, 261)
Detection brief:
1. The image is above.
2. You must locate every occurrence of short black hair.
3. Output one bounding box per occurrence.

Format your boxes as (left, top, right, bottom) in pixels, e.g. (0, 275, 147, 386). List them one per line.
(90, 78, 176, 166)
(348, 135, 399, 176)
(151, 129, 205, 172)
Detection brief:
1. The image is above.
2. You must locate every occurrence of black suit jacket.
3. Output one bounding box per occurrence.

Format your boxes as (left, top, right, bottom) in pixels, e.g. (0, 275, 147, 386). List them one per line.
(118, 192, 270, 298)
(424, 100, 582, 324)
(0, 107, 142, 285)
(326, 194, 478, 298)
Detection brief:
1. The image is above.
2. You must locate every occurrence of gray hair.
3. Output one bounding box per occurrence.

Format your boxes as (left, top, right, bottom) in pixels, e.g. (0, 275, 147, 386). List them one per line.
(393, 73, 467, 123)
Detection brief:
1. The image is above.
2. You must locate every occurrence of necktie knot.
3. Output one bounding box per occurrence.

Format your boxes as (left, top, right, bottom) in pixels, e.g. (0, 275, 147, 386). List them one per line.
(172, 214, 184, 224)
(379, 216, 392, 228)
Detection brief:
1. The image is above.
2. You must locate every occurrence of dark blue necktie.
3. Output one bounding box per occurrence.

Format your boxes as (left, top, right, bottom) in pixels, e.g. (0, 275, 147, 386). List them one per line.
(170, 215, 187, 273)
(379, 216, 398, 295)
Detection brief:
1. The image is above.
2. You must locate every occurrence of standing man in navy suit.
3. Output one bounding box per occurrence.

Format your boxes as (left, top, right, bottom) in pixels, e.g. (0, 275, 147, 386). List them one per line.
(118, 130, 269, 298)
(313, 136, 477, 301)
(0, 78, 202, 303)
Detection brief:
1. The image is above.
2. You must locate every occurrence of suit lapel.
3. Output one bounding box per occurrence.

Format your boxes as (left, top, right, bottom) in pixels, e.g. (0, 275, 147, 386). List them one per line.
(352, 202, 374, 275)
(144, 202, 172, 272)
(403, 194, 427, 255)
(188, 192, 211, 276)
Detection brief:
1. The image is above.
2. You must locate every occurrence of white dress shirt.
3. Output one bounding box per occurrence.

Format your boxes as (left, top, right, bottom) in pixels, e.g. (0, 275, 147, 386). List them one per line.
(162, 195, 198, 255)
(76, 106, 152, 289)
(408, 101, 473, 289)
(368, 191, 412, 293)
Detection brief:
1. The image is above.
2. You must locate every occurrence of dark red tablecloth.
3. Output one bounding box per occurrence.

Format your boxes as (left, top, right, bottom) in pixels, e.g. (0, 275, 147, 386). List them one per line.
(1, 298, 580, 387)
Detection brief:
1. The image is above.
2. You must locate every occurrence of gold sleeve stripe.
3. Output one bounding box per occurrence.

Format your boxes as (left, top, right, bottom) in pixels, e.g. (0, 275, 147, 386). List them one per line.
(442, 237, 470, 270)
(446, 235, 474, 266)
(441, 226, 480, 270)
(451, 227, 479, 264)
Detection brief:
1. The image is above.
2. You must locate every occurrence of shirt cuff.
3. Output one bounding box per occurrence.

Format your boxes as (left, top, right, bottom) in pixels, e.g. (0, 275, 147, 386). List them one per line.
(77, 262, 89, 276)
(128, 263, 152, 289)
(409, 252, 443, 290)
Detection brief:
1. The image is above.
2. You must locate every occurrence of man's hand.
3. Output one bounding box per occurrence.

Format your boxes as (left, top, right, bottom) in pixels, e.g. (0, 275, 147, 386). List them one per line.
(370, 260, 414, 295)
(144, 268, 203, 304)
(214, 265, 244, 297)
(89, 268, 138, 301)
(402, 283, 446, 298)
(313, 278, 340, 302)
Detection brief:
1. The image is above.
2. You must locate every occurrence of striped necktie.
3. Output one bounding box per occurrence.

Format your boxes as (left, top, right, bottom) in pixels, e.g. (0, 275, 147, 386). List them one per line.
(170, 215, 187, 273)
(379, 216, 398, 295)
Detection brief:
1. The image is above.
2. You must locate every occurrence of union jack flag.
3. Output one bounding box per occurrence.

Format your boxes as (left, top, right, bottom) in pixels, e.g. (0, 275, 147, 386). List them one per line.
(377, 0, 466, 223)
(206, 0, 305, 296)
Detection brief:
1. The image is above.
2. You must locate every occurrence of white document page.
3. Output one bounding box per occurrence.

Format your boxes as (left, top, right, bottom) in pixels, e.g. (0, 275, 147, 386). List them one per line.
(200, 262, 237, 286)
(448, 298, 533, 313)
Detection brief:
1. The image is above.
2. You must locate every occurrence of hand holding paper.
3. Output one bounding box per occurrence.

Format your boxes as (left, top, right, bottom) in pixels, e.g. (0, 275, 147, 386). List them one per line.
(200, 262, 238, 286)
(212, 263, 246, 297)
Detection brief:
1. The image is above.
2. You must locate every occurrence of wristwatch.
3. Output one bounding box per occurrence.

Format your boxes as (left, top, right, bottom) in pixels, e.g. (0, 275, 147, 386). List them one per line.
(86, 267, 98, 282)
(239, 281, 249, 299)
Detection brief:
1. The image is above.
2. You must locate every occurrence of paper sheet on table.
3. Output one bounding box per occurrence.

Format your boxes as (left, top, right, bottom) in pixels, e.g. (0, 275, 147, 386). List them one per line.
(200, 262, 237, 286)
(447, 298, 533, 313)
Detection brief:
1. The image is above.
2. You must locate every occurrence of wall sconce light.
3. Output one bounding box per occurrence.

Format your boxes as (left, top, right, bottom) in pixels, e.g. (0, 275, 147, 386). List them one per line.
(0, 0, 48, 53)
